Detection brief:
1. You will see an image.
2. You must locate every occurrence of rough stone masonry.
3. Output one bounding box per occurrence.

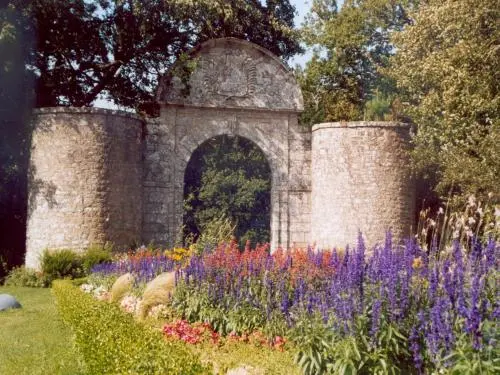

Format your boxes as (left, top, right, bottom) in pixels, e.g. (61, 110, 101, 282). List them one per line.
(26, 38, 415, 269)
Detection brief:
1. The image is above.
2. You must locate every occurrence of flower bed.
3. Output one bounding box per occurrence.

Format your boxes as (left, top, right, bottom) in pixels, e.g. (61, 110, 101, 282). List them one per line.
(172, 235, 499, 374)
(81, 235, 499, 374)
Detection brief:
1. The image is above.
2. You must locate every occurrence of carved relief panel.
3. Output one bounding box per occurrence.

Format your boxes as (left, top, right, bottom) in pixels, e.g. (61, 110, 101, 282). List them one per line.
(157, 38, 303, 111)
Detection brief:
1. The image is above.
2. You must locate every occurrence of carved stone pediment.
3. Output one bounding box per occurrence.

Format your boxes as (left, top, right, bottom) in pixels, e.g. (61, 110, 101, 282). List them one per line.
(157, 38, 303, 112)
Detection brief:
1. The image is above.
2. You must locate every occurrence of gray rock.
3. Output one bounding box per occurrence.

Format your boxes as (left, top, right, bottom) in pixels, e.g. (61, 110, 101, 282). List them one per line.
(0, 294, 22, 311)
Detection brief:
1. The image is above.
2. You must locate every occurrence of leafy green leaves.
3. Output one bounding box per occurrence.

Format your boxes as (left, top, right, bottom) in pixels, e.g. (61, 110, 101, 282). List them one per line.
(184, 135, 271, 247)
(389, 0, 500, 202)
(298, 0, 415, 125)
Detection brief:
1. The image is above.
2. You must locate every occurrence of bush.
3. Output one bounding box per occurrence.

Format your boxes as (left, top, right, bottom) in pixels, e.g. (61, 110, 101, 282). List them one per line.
(40, 249, 83, 284)
(81, 243, 113, 273)
(4, 265, 48, 287)
(52, 280, 207, 374)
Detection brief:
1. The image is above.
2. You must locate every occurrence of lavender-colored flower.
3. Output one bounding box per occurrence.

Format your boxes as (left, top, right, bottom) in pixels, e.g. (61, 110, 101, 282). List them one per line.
(466, 273, 484, 350)
(370, 298, 382, 338)
(409, 326, 424, 373)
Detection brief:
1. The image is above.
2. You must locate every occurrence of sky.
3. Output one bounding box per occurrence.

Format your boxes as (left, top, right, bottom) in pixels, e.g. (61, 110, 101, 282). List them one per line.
(290, 0, 312, 67)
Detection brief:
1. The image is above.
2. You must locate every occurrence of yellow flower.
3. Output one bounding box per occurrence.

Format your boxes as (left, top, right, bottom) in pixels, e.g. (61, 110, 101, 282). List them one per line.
(412, 257, 423, 270)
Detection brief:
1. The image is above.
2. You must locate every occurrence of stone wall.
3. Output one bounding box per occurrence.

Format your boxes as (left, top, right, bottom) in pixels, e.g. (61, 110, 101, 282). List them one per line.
(310, 122, 415, 249)
(26, 107, 144, 269)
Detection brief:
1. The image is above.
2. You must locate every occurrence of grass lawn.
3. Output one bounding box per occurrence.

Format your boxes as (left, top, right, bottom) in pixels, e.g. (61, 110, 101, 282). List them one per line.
(0, 286, 85, 375)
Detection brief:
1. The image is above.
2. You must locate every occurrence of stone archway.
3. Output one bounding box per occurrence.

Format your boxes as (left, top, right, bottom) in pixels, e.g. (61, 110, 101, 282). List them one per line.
(182, 134, 272, 244)
(26, 38, 415, 268)
(142, 38, 312, 250)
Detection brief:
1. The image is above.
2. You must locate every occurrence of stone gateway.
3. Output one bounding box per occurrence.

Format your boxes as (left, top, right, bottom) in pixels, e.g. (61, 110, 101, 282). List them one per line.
(26, 38, 414, 269)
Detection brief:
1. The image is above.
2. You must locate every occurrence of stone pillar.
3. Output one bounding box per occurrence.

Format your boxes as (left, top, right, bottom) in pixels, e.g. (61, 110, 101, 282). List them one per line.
(26, 107, 144, 269)
(310, 122, 415, 250)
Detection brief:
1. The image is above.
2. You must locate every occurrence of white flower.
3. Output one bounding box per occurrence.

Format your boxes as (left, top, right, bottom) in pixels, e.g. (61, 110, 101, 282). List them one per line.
(476, 207, 483, 216)
(466, 229, 473, 238)
(429, 219, 436, 227)
(453, 230, 460, 239)
(438, 207, 444, 215)
(495, 207, 500, 218)
(120, 295, 142, 314)
(148, 304, 170, 319)
(80, 283, 94, 293)
(468, 217, 476, 225)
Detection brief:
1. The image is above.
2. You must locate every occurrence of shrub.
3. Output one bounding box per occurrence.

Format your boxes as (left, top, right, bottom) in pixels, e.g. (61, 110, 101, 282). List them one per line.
(40, 249, 83, 283)
(52, 280, 207, 374)
(81, 243, 113, 274)
(4, 265, 48, 287)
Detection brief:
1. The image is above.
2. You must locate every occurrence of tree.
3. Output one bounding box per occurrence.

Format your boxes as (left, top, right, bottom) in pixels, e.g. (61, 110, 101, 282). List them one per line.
(0, 3, 34, 276)
(184, 136, 271, 246)
(298, 0, 415, 125)
(14, 0, 302, 113)
(389, 0, 500, 202)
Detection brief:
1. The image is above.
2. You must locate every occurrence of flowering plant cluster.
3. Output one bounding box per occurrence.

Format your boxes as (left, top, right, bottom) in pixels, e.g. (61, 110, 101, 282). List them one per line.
(148, 303, 172, 319)
(163, 320, 219, 345)
(80, 283, 110, 301)
(90, 247, 184, 285)
(172, 234, 499, 374)
(119, 294, 142, 314)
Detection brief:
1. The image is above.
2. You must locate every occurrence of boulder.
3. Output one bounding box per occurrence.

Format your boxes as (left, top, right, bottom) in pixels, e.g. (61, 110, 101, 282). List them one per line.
(0, 294, 22, 311)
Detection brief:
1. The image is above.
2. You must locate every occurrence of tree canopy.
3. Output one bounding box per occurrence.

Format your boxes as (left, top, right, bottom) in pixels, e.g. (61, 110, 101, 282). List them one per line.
(389, 0, 500, 202)
(9, 0, 301, 113)
(298, 0, 415, 125)
(184, 136, 271, 246)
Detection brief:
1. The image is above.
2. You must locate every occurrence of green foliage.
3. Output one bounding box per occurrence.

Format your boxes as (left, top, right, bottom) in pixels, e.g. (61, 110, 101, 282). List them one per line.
(389, 0, 500, 203)
(4, 265, 48, 287)
(298, 0, 415, 125)
(37, 245, 113, 285)
(172, 282, 230, 334)
(40, 249, 84, 283)
(184, 135, 271, 247)
(290, 313, 413, 375)
(80, 243, 113, 273)
(52, 280, 207, 374)
(443, 320, 500, 374)
(189, 215, 236, 255)
(290, 314, 334, 375)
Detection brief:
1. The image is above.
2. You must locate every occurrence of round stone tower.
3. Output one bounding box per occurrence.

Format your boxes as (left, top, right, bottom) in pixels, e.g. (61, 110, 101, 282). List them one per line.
(26, 107, 144, 269)
(310, 121, 415, 249)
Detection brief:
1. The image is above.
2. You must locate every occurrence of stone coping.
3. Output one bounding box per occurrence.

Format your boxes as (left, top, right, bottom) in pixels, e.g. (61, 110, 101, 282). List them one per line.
(161, 102, 303, 114)
(312, 121, 411, 132)
(32, 107, 144, 122)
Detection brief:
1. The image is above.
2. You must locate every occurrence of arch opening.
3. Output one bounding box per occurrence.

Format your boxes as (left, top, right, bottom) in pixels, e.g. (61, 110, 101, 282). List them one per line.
(183, 135, 272, 247)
